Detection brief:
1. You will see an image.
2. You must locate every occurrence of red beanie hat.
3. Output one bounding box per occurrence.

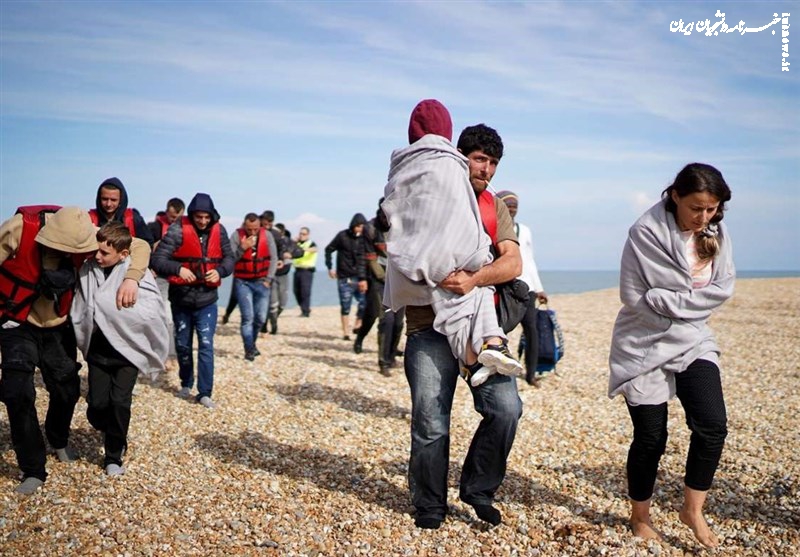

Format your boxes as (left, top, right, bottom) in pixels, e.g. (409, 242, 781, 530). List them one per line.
(408, 99, 453, 144)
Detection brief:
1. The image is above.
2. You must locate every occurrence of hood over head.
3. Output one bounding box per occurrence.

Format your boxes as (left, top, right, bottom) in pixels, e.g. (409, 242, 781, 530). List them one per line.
(35, 206, 99, 253)
(187, 193, 221, 224)
(96, 177, 129, 220)
(408, 99, 453, 144)
(349, 212, 367, 231)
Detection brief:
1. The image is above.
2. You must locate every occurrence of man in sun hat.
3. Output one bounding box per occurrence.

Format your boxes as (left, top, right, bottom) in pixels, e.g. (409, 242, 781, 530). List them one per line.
(0, 205, 151, 494)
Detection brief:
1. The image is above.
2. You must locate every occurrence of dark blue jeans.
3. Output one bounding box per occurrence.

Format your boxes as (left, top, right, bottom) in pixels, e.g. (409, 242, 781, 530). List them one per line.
(337, 277, 365, 317)
(405, 327, 523, 521)
(172, 303, 218, 400)
(234, 277, 269, 352)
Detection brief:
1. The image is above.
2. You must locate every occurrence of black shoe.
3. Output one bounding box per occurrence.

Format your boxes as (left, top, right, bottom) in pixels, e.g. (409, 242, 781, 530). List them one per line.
(379, 363, 392, 377)
(301, 311, 310, 317)
(343, 335, 350, 341)
(414, 516, 442, 529)
(253, 348, 261, 357)
(353, 340, 363, 354)
(270, 326, 278, 335)
(221, 314, 230, 325)
(472, 504, 502, 526)
(244, 350, 256, 362)
(394, 349, 404, 358)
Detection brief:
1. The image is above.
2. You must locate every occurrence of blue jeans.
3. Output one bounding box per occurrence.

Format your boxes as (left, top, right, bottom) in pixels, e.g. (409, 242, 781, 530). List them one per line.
(172, 303, 218, 400)
(235, 277, 270, 352)
(405, 327, 522, 521)
(337, 277, 365, 317)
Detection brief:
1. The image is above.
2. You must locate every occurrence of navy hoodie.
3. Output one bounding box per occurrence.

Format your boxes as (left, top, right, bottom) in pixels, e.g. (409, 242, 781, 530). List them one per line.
(150, 193, 235, 308)
(94, 177, 155, 246)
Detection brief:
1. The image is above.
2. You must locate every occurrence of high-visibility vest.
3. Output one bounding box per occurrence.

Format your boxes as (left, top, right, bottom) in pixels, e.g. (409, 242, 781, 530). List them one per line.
(293, 240, 317, 269)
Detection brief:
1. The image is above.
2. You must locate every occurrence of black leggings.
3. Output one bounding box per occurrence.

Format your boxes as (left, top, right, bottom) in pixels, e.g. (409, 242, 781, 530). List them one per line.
(626, 359, 728, 501)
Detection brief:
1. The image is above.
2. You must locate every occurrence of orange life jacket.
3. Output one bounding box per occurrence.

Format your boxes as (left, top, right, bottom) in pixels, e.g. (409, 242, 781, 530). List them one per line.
(88, 208, 136, 236)
(233, 228, 271, 279)
(0, 205, 75, 323)
(167, 216, 223, 288)
(156, 214, 171, 238)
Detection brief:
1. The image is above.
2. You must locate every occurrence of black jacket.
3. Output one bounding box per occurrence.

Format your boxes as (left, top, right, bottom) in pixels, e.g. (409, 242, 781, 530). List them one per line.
(324, 213, 367, 280)
(150, 193, 235, 309)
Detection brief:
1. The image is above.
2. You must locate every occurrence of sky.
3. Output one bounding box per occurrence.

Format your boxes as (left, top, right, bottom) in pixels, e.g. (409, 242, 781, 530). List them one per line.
(1, 1, 798, 271)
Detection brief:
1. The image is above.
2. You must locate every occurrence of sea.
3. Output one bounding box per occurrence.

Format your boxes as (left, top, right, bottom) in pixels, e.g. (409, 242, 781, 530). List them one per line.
(216, 269, 799, 309)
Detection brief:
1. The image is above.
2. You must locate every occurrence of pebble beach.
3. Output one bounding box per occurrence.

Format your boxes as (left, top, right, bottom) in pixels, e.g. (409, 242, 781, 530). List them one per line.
(0, 277, 798, 556)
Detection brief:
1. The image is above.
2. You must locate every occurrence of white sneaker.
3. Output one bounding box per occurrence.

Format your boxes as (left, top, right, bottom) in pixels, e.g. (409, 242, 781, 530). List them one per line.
(469, 366, 494, 387)
(199, 396, 216, 409)
(178, 387, 191, 398)
(105, 464, 125, 476)
(478, 344, 524, 377)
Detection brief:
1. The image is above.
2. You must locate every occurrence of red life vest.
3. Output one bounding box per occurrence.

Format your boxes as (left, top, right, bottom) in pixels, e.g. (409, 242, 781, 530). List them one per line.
(88, 208, 136, 236)
(0, 205, 75, 323)
(167, 216, 224, 288)
(476, 190, 502, 307)
(156, 214, 171, 238)
(234, 228, 271, 279)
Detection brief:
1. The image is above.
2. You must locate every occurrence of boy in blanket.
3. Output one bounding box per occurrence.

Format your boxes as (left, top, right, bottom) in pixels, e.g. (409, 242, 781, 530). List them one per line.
(382, 99, 522, 386)
(71, 222, 169, 476)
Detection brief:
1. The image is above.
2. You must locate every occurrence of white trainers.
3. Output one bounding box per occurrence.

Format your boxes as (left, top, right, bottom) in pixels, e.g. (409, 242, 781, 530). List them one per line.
(198, 396, 216, 409)
(478, 344, 524, 377)
(178, 387, 191, 398)
(469, 366, 494, 387)
(105, 464, 125, 476)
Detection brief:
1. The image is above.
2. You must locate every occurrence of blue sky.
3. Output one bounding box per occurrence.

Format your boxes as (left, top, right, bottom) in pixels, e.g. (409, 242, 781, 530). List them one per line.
(1, 1, 797, 270)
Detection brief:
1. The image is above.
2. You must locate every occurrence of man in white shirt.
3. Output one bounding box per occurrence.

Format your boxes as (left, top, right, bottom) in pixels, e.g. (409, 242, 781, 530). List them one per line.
(497, 190, 549, 385)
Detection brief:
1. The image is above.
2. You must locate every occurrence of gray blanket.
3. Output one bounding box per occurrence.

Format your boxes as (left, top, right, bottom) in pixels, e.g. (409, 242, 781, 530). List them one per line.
(382, 134, 502, 359)
(608, 200, 735, 405)
(72, 258, 169, 378)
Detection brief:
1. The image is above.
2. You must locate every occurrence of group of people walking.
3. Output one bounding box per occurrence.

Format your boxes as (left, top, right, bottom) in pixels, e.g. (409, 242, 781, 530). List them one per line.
(0, 98, 735, 549)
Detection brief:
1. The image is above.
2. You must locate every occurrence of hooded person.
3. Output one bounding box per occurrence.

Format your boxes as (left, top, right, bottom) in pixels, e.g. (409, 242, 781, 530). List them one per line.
(381, 99, 522, 387)
(150, 193, 235, 409)
(89, 177, 155, 247)
(0, 205, 151, 494)
(324, 212, 369, 340)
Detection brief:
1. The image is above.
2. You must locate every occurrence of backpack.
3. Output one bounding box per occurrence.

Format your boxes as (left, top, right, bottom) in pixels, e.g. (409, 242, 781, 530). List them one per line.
(536, 307, 564, 373)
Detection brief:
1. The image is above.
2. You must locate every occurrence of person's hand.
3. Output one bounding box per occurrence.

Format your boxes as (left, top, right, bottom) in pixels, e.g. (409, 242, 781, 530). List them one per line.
(328, 269, 337, 279)
(537, 291, 549, 304)
(358, 280, 368, 293)
(179, 267, 196, 283)
(205, 269, 220, 284)
(276, 260, 285, 270)
(262, 278, 272, 287)
(439, 270, 477, 295)
(243, 235, 257, 249)
(116, 278, 139, 310)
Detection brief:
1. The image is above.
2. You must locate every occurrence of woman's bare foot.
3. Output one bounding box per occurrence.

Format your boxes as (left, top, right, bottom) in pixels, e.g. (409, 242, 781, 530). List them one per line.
(679, 508, 719, 548)
(630, 517, 663, 541)
(630, 499, 662, 541)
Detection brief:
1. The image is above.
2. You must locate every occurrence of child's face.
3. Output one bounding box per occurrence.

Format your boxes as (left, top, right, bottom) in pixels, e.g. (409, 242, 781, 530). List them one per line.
(95, 242, 129, 268)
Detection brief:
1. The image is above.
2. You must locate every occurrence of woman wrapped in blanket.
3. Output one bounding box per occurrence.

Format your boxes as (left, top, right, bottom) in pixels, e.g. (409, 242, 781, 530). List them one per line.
(609, 163, 734, 548)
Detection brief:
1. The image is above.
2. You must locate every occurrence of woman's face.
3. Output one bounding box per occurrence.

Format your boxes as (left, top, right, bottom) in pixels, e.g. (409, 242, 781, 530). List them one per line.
(671, 190, 720, 233)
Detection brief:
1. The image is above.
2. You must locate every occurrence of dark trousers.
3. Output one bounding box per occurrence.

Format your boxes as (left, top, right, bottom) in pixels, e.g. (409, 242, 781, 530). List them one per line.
(626, 359, 728, 501)
(519, 297, 539, 383)
(86, 360, 138, 466)
(379, 307, 405, 366)
(0, 322, 80, 481)
(405, 328, 522, 520)
(223, 287, 238, 320)
(355, 279, 381, 342)
(293, 268, 314, 316)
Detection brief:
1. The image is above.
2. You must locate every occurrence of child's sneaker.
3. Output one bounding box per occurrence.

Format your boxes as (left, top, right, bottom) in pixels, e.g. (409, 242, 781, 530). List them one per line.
(478, 343, 524, 377)
(460, 361, 493, 387)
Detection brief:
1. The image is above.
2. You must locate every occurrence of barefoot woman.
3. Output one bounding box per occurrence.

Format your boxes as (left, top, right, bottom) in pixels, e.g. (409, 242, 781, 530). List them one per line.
(609, 163, 734, 548)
